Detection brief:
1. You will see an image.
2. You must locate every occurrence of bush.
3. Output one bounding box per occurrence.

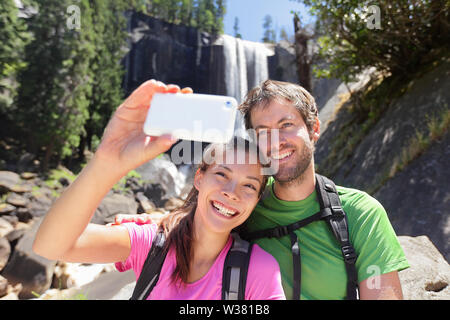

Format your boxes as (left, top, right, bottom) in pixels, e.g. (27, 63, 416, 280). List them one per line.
(298, 0, 450, 82)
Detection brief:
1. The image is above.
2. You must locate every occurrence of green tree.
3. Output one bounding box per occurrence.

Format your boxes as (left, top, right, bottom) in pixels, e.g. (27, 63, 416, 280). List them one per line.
(15, 0, 95, 170)
(0, 0, 31, 113)
(233, 16, 242, 38)
(262, 14, 276, 43)
(147, 0, 226, 34)
(80, 0, 129, 160)
(296, 0, 450, 82)
(214, 0, 226, 34)
(179, 0, 195, 26)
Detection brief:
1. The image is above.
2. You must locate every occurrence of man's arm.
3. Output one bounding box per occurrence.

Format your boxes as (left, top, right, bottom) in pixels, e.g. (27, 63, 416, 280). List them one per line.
(359, 271, 404, 300)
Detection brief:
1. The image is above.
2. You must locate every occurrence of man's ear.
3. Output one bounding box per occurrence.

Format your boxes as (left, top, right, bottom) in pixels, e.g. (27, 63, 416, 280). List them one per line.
(312, 117, 320, 142)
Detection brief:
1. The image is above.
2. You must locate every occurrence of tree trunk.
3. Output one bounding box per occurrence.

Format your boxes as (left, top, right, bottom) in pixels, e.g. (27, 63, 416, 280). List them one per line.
(293, 13, 312, 93)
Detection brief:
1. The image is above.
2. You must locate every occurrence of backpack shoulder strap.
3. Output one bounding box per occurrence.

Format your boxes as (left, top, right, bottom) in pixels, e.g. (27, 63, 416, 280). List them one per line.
(315, 174, 359, 300)
(222, 232, 254, 300)
(130, 230, 167, 300)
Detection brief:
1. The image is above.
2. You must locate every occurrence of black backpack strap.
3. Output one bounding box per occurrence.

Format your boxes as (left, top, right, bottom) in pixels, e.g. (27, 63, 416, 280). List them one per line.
(222, 232, 254, 300)
(315, 174, 359, 300)
(130, 231, 167, 300)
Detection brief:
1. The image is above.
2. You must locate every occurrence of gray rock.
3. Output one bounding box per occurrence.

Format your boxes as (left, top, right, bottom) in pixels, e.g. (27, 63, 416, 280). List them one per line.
(0, 171, 32, 194)
(0, 275, 8, 297)
(398, 235, 450, 300)
(91, 193, 138, 225)
(1, 218, 57, 299)
(6, 193, 29, 207)
(0, 171, 21, 194)
(375, 133, 450, 261)
(0, 203, 16, 215)
(0, 237, 11, 272)
(315, 60, 450, 260)
(0, 217, 14, 238)
(136, 154, 187, 205)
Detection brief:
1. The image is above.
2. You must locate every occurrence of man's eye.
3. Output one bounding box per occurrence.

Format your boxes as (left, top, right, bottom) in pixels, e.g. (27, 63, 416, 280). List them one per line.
(245, 184, 257, 191)
(282, 122, 293, 128)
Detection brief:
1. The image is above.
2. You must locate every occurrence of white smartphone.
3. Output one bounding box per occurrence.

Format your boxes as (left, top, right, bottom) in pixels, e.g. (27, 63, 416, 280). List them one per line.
(143, 93, 238, 144)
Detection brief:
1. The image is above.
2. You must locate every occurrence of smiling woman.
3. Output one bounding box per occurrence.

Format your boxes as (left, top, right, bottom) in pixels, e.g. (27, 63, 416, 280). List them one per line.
(115, 136, 285, 300)
(156, 136, 270, 285)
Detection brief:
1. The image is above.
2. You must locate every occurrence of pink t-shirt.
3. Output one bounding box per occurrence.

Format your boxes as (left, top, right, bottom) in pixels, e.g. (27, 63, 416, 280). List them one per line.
(115, 223, 285, 300)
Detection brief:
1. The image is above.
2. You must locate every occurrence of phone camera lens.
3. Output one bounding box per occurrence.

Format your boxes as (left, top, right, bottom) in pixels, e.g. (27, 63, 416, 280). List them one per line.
(225, 101, 232, 108)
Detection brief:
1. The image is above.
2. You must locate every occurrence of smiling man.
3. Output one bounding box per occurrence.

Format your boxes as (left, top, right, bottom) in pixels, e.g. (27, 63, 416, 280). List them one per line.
(239, 80, 409, 300)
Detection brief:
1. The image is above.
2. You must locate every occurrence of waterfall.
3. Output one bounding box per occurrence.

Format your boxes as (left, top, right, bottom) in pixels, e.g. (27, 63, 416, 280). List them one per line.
(221, 35, 272, 104)
(219, 35, 273, 136)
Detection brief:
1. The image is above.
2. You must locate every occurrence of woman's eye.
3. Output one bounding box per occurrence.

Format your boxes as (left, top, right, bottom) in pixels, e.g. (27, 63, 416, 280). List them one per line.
(281, 122, 293, 128)
(215, 171, 226, 178)
(245, 184, 257, 191)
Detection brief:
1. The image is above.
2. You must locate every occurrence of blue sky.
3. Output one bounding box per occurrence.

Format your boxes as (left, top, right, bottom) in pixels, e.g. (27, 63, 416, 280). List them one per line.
(223, 0, 313, 43)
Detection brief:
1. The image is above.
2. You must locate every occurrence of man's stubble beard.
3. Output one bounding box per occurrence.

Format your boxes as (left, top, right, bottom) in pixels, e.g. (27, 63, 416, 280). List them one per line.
(273, 138, 315, 187)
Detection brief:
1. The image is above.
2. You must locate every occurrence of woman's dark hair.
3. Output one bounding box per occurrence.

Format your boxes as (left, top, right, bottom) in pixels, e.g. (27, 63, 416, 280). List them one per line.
(158, 136, 268, 285)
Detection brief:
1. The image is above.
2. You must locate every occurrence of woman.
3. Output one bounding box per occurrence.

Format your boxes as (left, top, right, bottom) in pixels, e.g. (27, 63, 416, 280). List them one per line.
(32, 80, 285, 300)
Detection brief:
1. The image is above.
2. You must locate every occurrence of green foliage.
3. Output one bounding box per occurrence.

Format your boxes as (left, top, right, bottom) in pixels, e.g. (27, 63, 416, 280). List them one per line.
(146, 0, 226, 34)
(297, 0, 450, 82)
(0, 0, 31, 113)
(15, 0, 94, 170)
(11, 0, 131, 170)
(82, 1, 128, 154)
(233, 16, 242, 38)
(262, 14, 276, 43)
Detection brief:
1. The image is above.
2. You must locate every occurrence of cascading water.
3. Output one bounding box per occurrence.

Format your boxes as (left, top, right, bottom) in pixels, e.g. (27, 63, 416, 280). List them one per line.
(219, 35, 273, 136)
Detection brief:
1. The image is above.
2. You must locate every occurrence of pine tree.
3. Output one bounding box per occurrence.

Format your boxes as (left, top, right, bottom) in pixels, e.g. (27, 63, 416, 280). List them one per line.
(262, 15, 276, 43)
(80, 0, 129, 158)
(0, 0, 31, 113)
(16, 0, 95, 170)
(233, 16, 242, 39)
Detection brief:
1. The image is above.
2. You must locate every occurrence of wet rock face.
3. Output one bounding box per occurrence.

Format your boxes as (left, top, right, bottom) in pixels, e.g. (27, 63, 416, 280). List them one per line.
(123, 12, 295, 102)
(314, 61, 450, 261)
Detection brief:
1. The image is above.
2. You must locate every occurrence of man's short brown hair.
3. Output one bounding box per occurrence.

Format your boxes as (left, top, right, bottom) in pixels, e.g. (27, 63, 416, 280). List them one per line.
(238, 80, 318, 135)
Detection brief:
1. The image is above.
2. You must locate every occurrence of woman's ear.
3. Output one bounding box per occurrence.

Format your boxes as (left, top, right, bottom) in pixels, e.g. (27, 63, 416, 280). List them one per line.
(193, 168, 203, 191)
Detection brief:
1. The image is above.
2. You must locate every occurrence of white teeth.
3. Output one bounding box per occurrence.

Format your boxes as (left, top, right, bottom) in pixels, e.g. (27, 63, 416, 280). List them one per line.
(212, 201, 237, 217)
(272, 151, 293, 160)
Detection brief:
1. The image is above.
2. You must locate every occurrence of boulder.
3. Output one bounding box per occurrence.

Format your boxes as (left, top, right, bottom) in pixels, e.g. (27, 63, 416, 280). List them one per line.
(0, 203, 16, 215)
(0, 217, 14, 238)
(136, 154, 187, 206)
(0, 275, 8, 297)
(52, 261, 116, 289)
(20, 172, 37, 180)
(398, 235, 450, 300)
(164, 197, 185, 211)
(0, 171, 31, 194)
(1, 218, 57, 299)
(0, 236, 11, 271)
(135, 192, 156, 213)
(91, 193, 138, 225)
(0, 171, 21, 194)
(6, 193, 29, 207)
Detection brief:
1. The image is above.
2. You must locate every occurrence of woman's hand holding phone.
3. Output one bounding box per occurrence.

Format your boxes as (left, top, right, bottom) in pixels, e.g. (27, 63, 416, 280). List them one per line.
(94, 80, 193, 178)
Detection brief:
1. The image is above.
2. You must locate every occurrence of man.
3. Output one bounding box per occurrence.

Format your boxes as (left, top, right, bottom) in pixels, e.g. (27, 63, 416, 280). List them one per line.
(114, 79, 409, 300)
(238, 79, 409, 300)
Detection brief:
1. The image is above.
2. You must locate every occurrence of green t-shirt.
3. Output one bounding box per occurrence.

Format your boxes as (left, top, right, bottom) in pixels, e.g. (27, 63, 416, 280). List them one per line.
(243, 177, 410, 300)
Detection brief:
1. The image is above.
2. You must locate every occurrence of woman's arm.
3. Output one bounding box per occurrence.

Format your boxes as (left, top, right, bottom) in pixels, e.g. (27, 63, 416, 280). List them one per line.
(32, 80, 191, 264)
(32, 156, 131, 263)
